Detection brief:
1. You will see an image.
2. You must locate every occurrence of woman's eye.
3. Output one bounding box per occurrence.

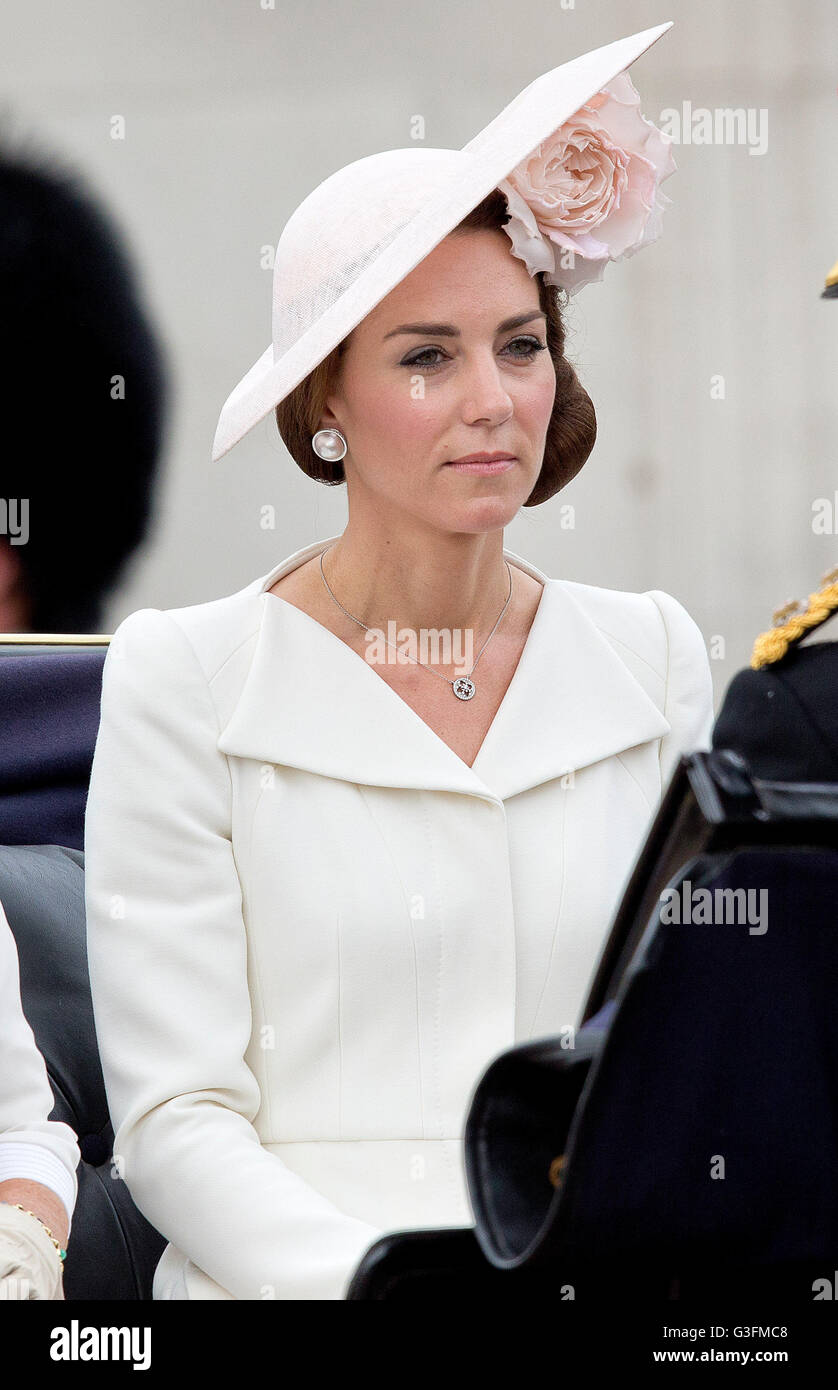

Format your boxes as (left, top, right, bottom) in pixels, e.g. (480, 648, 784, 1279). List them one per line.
(503, 335, 547, 357)
(402, 347, 448, 369)
(401, 337, 547, 371)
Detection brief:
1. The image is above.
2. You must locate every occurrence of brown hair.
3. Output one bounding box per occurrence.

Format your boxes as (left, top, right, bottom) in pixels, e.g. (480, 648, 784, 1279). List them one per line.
(274, 189, 596, 506)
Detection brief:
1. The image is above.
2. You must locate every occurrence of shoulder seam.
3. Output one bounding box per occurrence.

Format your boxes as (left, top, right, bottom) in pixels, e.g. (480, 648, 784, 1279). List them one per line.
(148, 609, 226, 740)
(591, 622, 667, 682)
(162, 609, 262, 690)
(555, 579, 669, 684)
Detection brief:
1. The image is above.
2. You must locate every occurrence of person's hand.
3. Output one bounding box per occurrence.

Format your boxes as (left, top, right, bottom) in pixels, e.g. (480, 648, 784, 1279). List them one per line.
(0, 1203, 65, 1299)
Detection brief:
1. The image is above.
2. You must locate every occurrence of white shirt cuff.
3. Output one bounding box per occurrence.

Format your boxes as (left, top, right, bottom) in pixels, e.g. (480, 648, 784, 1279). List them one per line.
(0, 1141, 76, 1236)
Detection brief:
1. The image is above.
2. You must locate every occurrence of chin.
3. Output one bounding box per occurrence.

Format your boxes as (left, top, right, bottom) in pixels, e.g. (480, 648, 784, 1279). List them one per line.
(444, 499, 525, 533)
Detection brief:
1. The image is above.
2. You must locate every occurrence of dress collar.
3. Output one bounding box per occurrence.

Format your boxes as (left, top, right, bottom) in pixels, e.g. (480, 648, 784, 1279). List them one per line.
(216, 535, 670, 804)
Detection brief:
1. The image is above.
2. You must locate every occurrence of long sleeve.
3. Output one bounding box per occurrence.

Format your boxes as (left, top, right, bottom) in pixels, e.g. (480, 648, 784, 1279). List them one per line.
(0, 902, 80, 1231)
(645, 590, 716, 789)
(83, 607, 384, 1300)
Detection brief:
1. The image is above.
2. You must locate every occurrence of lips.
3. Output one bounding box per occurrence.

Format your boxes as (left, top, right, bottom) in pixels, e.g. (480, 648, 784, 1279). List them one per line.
(447, 453, 517, 464)
(445, 453, 517, 475)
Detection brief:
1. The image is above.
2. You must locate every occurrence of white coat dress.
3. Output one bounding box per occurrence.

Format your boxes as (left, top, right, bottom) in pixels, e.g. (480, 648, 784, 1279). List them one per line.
(83, 533, 715, 1300)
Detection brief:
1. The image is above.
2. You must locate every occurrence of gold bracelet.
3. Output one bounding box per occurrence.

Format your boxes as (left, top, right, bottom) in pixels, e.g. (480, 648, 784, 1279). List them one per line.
(1, 1202, 66, 1262)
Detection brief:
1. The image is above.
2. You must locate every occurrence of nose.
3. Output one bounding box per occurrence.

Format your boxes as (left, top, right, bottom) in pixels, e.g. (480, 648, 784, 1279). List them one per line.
(459, 350, 514, 428)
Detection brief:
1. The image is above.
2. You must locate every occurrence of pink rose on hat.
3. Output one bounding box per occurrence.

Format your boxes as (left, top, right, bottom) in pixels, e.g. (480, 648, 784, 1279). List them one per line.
(497, 69, 677, 295)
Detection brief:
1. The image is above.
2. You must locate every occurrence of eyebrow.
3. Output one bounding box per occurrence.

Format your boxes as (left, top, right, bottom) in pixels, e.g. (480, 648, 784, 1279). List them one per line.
(382, 310, 547, 341)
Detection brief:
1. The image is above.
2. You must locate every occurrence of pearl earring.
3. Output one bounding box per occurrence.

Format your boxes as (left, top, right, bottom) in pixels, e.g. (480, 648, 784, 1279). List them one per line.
(311, 428, 347, 462)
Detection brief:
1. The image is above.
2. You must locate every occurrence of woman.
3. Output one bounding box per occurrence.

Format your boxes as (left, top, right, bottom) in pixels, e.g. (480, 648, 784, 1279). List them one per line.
(84, 21, 714, 1300)
(0, 900, 77, 1299)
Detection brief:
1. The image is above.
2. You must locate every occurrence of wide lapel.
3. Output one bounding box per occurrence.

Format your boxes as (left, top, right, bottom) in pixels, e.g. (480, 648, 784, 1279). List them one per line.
(470, 578, 671, 799)
(216, 536, 671, 803)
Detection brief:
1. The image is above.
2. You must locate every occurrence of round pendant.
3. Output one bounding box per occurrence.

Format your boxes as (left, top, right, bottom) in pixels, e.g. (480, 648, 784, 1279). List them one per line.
(453, 676, 476, 701)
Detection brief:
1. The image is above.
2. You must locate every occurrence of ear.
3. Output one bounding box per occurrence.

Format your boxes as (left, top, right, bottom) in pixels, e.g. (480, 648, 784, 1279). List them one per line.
(317, 398, 345, 435)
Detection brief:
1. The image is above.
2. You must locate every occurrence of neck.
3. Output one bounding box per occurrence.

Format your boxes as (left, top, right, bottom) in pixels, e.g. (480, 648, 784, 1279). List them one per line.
(321, 519, 514, 637)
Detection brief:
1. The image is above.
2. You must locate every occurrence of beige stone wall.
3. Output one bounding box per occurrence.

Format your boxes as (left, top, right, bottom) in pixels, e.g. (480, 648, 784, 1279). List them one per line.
(5, 0, 837, 700)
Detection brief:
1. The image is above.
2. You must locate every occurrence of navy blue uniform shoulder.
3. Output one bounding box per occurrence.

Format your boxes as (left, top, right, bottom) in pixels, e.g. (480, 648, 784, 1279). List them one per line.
(712, 641, 838, 781)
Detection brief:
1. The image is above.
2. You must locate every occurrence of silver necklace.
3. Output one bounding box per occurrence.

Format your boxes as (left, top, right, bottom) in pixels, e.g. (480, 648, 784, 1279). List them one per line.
(318, 545, 513, 701)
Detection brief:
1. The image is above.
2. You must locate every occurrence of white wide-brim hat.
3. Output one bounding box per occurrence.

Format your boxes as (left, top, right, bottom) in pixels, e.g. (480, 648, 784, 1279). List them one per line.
(212, 20, 674, 462)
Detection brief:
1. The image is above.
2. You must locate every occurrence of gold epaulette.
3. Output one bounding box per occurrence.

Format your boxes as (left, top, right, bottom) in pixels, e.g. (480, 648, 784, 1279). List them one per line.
(822, 256, 838, 299)
(750, 565, 838, 669)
